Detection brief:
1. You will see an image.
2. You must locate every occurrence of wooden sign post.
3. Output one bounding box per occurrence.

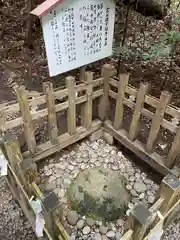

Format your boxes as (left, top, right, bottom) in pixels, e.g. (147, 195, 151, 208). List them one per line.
(31, 0, 115, 77)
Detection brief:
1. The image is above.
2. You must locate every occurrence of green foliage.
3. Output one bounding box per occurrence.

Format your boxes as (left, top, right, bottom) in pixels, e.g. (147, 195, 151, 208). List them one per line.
(161, 30, 180, 43)
(142, 44, 171, 60)
(142, 16, 180, 61)
(176, 16, 180, 24)
(112, 44, 140, 60)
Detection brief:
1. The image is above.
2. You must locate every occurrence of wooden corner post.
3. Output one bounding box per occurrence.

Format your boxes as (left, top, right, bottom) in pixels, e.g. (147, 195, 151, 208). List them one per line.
(127, 204, 152, 240)
(43, 82, 58, 144)
(159, 173, 180, 214)
(98, 64, 116, 121)
(15, 86, 36, 154)
(66, 76, 76, 135)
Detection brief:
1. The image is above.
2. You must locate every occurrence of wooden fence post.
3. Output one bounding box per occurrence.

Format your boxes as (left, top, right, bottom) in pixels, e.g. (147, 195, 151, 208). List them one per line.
(15, 86, 36, 154)
(165, 126, 180, 168)
(79, 66, 86, 81)
(146, 91, 171, 153)
(66, 76, 76, 135)
(113, 73, 130, 129)
(81, 71, 93, 128)
(129, 82, 149, 141)
(159, 173, 180, 214)
(127, 204, 152, 240)
(3, 135, 33, 215)
(32, 183, 68, 239)
(98, 64, 116, 121)
(43, 82, 58, 144)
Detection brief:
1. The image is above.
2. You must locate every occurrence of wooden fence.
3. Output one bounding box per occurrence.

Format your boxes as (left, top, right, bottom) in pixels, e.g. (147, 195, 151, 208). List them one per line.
(1, 64, 180, 239)
(120, 173, 180, 240)
(102, 72, 180, 176)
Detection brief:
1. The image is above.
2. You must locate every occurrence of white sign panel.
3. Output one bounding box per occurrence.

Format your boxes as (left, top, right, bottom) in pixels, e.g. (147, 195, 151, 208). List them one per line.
(41, 0, 115, 76)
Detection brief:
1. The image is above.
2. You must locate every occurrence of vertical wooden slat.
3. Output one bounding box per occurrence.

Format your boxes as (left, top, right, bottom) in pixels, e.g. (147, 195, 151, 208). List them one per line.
(98, 64, 115, 120)
(66, 76, 76, 135)
(166, 127, 180, 168)
(43, 82, 58, 144)
(16, 86, 36, 154)
(82, 71, 93, 128)
(129, 82, 150, 141)
(146, 91, 171, 153)
(79, 66, 86, 81)
(113, 73, 130, 129)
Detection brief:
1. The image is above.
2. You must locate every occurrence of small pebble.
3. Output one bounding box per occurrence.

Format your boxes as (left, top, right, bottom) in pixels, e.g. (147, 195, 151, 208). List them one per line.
(117, 219, 125, 227)
(106, 230, 115, 238)
(94, 233, 102, 240)
(86, 218, 95, 227)
(67, 211, 79, 226)
(76, 219, 85, 229)
(83, 226, 91, 235)
(148, 195, 155, 204)
(99, 225, 107, 234)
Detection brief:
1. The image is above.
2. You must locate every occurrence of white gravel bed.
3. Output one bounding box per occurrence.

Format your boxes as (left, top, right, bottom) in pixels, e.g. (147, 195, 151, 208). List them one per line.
(39, 138, 160, 239)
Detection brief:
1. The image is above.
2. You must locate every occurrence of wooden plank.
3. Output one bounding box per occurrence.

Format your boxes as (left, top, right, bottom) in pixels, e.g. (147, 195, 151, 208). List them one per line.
(146, 91, 172, 153)
(129, 82, 150, 141)
(103, 120, 172, 176)
(23, 120, 102, 162)
(109, 90, 178, 133)
(98, 64, 116, 120)
(114, 73, 129, 129)
(15, 86, 36, 154)
(66, 76, 76, 135)
(43, 82, 58, 144)
(82, 72, 93, 128)
(166, 126, 180, 168)
(3, 89, 103, 131)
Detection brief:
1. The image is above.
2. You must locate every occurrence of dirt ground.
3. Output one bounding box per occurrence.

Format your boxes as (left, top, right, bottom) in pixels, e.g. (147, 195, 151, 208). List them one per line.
(0, 2, 180, 105)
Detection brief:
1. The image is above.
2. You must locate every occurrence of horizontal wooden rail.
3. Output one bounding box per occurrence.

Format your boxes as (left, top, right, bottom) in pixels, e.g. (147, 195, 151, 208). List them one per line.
(109, 78, 180, 120)
(3, 89, 103, 131)
(23, 119, 102, 162)
(109, 89, 178, 133)
(0, 78, 103, 118)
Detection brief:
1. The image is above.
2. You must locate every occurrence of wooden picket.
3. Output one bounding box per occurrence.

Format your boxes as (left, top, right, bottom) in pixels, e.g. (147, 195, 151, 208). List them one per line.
(128, 82, 149, 142)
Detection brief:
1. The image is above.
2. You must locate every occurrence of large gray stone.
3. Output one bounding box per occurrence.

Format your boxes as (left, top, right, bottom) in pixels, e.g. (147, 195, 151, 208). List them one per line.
(67, 168, 130, 221)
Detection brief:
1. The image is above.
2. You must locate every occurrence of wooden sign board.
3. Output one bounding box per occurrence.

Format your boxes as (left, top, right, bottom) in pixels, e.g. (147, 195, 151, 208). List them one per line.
(32, 0, 115, 76)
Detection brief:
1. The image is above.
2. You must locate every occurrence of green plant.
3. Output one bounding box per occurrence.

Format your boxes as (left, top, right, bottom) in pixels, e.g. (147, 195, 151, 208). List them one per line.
(142, 16, 180, 89)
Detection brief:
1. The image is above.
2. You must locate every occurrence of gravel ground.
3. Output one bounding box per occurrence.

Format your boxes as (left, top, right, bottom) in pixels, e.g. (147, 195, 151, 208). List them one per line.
(0, 179, 36, 240)
(39, 138, 159, 239)
(0, 138, 179, 240)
